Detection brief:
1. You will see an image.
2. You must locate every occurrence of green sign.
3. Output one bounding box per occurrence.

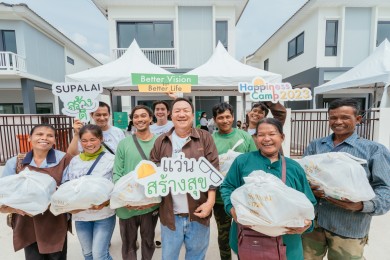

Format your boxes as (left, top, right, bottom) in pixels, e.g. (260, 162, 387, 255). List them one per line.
(113, 112, 128, 130)
(132, 73, 198, 85)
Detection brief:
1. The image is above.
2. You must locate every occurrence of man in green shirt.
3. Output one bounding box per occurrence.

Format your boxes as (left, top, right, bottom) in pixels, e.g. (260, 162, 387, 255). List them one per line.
(211, 102, 257, 260)
(113, 105, 159, 260)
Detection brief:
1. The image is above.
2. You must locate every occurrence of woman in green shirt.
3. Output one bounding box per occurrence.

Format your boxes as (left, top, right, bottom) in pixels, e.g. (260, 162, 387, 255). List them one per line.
(220, 118, 316, 260)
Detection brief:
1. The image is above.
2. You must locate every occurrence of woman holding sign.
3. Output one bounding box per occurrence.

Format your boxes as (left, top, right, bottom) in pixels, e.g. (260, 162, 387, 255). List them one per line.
(220, 118, 316, 260)
(0, 124, 73, 260)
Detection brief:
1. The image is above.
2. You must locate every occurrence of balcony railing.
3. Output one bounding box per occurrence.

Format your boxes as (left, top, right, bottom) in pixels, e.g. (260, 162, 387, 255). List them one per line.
(112, 48, 176, 68)
(0, 52, 26, 73)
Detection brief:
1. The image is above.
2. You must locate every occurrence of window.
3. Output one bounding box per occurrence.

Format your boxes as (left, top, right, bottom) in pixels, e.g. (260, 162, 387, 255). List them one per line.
(0, 103, 53, 114)
(117, 21, 174, 48)
(67, 56, 74, 65)
(288, 32, 304, 60)
(36, 103, 54, 114)
(325, 20, 338, 56)
(216, 21, 228, 50)
(377, 21, 390, 46)
(0, 30, 17, 53)
(264, 59, 269, 71)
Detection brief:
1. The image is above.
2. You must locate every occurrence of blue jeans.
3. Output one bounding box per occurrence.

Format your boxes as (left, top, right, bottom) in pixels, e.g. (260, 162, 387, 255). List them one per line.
(75, 215, 116, 260)
(161, 215, 210, 260)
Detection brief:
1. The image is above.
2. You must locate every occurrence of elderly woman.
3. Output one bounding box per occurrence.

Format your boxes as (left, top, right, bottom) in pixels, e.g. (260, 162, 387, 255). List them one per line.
(0, 124, 73, 259)
(220, 118, 316, 260)
(66, 124, 116, 260)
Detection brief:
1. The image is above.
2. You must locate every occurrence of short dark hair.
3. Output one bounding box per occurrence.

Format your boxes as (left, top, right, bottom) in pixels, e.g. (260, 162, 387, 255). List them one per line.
(171, 98, 194, 113)
(152, 100, 170, 112)
(79, 124, 103, 140)
(30, 124, 56, 136)
(255, 118, 284, 136)
(130, 105, 153, 120)
(251, 102, 269, 117)
(328, 98, 359, 116)
(98, 101, 111, 114)
(212, 102, 234, 118)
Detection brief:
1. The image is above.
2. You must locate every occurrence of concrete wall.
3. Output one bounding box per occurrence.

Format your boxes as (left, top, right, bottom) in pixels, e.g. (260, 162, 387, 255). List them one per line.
(21, 22, 65, 82)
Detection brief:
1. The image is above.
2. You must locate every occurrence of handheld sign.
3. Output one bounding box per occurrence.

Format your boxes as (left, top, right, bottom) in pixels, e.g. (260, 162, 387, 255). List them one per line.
(52, 82, 103, 122)
(135, 152, 224, 200)
(238, 77, 312, 103)
(132, 73, 198, 93)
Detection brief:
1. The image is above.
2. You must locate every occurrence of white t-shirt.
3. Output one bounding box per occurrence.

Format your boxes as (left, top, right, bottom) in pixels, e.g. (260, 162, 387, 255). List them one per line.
(171, 131, 190, 214)
(247, 128, 256, 136)
(200, 118, 208, 126)
(150, 121, 174, 136)
(67, 152, 116, 221)
(78, 126, 125, 154)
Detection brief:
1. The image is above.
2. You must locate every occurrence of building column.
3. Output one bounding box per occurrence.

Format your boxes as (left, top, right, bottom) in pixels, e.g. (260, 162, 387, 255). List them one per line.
(111, 96, 122, 112)
(21, 78, 36, 114)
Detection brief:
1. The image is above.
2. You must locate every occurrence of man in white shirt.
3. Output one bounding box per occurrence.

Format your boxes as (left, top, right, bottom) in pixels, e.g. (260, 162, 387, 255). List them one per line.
(149, 101, 174, 136)
(67, 101, 125, 155)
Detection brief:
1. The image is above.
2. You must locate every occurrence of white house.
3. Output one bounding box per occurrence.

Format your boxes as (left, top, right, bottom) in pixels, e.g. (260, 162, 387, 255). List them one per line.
(245, 0, 390, 110)
(92, 0, 248, 117)
(0, 3, 101, 114)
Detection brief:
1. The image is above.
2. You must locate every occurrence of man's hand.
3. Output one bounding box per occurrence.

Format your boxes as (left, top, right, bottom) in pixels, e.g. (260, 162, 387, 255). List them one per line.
(194, 201, 214, 219)
(73, 119, 84, 134)
(285, 219, 312, 234)
(325, 197, 363, 211)
(310, 184, 326, 199)
(125, 203, 159, 210)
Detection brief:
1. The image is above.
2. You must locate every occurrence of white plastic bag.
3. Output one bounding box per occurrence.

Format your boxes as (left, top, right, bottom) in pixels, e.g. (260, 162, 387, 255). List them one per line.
(218, 139, 244, 176)
(110, 171, 161, 209)
(231, 170, 315, 237)
(298, 152, 375, 202)
(50, 175, 114, 216)
(0, 169, 57, 216)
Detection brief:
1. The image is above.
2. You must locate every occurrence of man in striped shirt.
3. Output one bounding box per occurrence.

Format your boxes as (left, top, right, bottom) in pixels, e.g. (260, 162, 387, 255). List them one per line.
(302, 98, 390, 260)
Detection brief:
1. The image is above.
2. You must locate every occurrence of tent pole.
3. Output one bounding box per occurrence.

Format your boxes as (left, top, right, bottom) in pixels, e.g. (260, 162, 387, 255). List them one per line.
(373, 83, 378, 108)
(242, 93, 246, 123)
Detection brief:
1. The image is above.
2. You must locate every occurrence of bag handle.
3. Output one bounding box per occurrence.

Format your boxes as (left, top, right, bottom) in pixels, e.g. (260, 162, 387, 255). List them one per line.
(132, 134, 147, 160)
(231, 139, 245, 151)
(86, 151, 105, 175)
(102, 142, 115, 155)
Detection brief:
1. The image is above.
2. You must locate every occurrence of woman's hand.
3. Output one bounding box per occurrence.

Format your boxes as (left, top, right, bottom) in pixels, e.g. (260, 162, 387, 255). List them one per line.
(230, 207, 238, 223)
(125, 203, 159, 210)
(194, 201, 214, 219)
(285, 219, 312, 234)
(73, 119, 84, 134)
(69, 209, 85, 214)
(90, 200, 110, 211)
(0, 205, 30, 216)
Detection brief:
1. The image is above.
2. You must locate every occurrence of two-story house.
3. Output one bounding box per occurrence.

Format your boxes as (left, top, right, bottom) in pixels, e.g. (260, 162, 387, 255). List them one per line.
(245, 0, 390, 110)
(92, 0, 248, 115)
(0, 3, 101, 114)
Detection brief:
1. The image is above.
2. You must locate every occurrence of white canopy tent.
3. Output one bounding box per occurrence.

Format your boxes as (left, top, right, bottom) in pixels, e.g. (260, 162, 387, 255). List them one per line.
(186, 42, 282, 96)
(314, 39, 390, 108)
(66, 40, 172, 97)
(186, 42, 283, 120)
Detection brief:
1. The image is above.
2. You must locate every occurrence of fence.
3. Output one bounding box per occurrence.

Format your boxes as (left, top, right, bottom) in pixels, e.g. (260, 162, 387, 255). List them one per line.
(290, 109, 380, 157)
(0, 115, 73, 165)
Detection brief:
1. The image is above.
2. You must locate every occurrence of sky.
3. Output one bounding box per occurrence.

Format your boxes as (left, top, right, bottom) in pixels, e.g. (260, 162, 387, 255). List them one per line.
(4, 0, 307, 63)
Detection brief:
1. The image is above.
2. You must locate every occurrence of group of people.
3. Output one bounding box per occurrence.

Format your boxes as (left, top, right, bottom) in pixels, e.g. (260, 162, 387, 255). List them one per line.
(1, 97, 389, 260)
